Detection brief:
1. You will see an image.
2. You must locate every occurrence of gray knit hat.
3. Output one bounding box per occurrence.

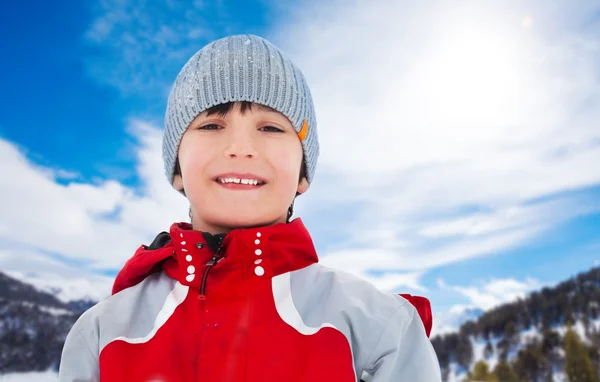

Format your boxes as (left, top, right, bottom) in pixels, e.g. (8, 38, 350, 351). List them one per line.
(163, 34, 319, 191)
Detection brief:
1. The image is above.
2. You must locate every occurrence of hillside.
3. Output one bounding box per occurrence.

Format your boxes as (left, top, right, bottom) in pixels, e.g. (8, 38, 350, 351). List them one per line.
(0, 272, 83, 373)
(431, 267, 600, 381)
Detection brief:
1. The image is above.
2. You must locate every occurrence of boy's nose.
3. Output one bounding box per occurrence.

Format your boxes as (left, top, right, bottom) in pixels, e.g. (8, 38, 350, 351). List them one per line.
(224, 133, 258, 159)
(227, 150, 255, 159)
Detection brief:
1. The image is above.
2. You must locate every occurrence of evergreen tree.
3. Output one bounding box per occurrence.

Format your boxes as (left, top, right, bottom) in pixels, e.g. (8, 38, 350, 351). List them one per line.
(505, 320, 518, 343)
(564, 325, 599, 382)
(541, 330, 561, 381)
(456, 335, 473, 370)
(514, 344, 545, 382)
(497, 338, 510, 361)
(587, 344, 600, 382)
(468, 360, 497, 382)
(493, 360, 520, 382)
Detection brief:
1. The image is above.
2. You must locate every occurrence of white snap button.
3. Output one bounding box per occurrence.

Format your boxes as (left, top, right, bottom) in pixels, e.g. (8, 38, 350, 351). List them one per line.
(187, 265, 195, 274)
(254, 266, 265, 276)
(186, 274, 195, 282)
(254, 259, 262, 265)
(181, 248, 188, 252)
(254, 239, 260, 245)
(186, 255, 192, 262)
(181, 241, 186, 245)
(180, 233, 184, 238)
(257, 232, 261, 237)
(255, 249, 262, 256)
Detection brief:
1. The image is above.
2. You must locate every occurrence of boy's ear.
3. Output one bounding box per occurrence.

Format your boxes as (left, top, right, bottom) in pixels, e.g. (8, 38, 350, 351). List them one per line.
(297, 177, 309, 195)
(173, 173, 184, 192)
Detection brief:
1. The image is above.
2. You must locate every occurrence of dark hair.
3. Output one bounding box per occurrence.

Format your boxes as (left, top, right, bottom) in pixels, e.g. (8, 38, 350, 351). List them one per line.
(175, 101, 308, 224)
(203, 101, 278, 117)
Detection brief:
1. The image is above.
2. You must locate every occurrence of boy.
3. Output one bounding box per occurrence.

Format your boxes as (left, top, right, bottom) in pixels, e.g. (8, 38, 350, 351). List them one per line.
(59, 34, 442, 381)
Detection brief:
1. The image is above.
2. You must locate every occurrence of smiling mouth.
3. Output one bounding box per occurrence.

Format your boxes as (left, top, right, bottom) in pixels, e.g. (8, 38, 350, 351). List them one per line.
(217, 177, 265, 185)
(215, 176, 267, 189)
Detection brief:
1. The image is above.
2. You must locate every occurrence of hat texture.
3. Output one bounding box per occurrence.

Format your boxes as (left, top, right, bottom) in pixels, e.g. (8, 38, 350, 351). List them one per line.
(163, 34, 318, 190)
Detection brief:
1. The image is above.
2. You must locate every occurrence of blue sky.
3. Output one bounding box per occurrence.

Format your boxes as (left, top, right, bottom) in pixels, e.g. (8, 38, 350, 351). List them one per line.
(1, 0, 600, 335)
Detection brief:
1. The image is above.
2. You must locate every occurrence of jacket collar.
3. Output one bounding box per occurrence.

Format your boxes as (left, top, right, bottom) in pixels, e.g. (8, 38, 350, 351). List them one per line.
(112, 218, 319, 294)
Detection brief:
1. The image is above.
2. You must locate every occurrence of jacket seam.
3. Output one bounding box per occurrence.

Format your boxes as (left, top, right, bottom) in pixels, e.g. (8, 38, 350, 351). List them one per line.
(363, 299, 410, 368)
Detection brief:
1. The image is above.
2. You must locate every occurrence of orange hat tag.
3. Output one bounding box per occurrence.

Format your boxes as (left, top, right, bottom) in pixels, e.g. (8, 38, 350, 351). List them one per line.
(298, 119, 309, 141)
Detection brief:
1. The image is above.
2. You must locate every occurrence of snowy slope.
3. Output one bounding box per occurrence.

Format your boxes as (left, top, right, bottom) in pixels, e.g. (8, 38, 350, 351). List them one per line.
(5, 270, 113, 304)
(0, 371, 57, 381)
(445, 318, 600, 382)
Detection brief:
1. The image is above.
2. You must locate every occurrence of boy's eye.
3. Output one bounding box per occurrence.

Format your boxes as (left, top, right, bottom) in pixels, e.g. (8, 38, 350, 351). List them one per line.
(198, 123, 222, 130)
(260, 125, 284, 133)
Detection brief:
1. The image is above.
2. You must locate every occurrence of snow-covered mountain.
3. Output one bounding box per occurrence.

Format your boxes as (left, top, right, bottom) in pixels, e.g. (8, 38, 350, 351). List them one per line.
(441, 317, 600, 382)
(0, 269, 115, 381)
(431, 266, 600, 381)
(5, 271, 113, 304)
(0, 272, 83, 377)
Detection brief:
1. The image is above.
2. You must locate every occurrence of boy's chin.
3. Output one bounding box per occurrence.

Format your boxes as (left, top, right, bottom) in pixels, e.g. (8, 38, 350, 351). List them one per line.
(204, 212, 285, 230)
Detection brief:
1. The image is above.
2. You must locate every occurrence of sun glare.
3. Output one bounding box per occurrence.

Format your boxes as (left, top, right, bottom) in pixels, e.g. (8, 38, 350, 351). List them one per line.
(415, 22, 528, 138)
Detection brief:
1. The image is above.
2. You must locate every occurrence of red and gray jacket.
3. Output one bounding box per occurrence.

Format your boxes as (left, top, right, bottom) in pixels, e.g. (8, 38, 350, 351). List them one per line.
(59, 219, 441, 381)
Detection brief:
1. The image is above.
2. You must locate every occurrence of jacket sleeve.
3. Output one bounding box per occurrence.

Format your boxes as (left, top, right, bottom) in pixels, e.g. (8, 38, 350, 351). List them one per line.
(58, 315, 100, 382)
(361, 301, 442, 382)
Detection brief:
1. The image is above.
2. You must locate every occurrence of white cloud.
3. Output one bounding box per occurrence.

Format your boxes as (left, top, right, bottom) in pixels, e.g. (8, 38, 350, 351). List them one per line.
(0, 121, 188, 271)
(431, 304, 484, 337)
(446, 277, 541, 311)
(316, 193, 600, 273)
(283, 0, 600, 196)
(278, 0, 600, 277)
(430, 276, 542, 336)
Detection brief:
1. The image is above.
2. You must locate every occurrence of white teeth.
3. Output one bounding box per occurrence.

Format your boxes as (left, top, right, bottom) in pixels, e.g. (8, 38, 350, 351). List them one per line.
(219, 177, 262, 185)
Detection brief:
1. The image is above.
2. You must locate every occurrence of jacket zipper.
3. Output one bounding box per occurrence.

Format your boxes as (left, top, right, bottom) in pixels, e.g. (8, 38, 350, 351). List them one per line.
(195, 244, 226, 381)
(199, 245, 226, 298)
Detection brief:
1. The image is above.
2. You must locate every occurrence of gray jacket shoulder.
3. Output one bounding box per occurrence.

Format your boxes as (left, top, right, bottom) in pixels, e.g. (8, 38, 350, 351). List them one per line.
(289, 263, 440, 381)
(299, 262, 408, 316)
(287, 264, 416, 372)
(59, 272, 178, 382)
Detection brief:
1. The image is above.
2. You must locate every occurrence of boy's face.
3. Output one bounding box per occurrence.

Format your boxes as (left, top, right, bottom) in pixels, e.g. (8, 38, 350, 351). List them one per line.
(173, 103, 309, 233)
